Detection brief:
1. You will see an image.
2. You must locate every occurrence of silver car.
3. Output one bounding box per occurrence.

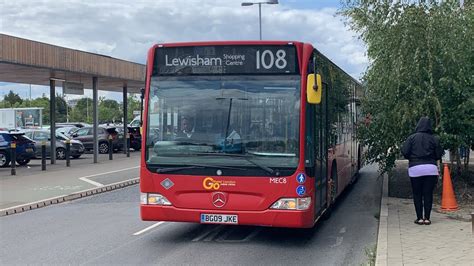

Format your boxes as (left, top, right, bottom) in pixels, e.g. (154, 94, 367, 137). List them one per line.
(24, 130, 85, 159)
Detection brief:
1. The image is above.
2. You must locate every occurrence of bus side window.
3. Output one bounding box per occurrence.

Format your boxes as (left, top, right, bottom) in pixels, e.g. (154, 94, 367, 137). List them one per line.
(305, 103, 315, 173)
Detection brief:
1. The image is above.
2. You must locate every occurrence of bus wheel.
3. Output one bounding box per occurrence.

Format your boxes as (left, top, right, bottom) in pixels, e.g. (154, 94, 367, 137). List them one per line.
(357, 146, 362, 171)
(351, 146, 362, 184)
(330, 164, 338, 203)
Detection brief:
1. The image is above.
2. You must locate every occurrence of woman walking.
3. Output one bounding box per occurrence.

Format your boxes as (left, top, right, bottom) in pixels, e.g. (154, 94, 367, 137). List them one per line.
(401, 117, 443, 225)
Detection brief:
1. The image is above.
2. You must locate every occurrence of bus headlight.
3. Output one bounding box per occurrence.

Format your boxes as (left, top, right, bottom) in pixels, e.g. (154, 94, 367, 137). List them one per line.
(140, 193, 172, 205)
(270, 197, 311, 210)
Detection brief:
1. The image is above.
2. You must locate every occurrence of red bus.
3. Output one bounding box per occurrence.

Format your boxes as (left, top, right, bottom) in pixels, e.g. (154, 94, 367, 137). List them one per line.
(140, 41, 364, 228)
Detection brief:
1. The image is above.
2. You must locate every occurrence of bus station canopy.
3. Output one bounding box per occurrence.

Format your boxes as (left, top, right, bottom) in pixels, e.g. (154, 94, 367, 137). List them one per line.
(0, 34, 145, 93)
(0, 34, 146, 164)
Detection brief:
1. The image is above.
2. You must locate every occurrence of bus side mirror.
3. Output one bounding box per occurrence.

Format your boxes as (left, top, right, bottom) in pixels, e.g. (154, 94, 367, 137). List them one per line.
(306, 74, 322, 104)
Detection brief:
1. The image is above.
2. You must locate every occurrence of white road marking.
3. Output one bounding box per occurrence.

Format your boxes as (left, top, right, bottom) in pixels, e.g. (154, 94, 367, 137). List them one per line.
(339, 227, 346, 234)
(77, 166, 139, 187)
(79, 177, 104, 187)
(133, 222, 166, 236)
(192, 225, 225, 242)
(77, 166, 139, 180)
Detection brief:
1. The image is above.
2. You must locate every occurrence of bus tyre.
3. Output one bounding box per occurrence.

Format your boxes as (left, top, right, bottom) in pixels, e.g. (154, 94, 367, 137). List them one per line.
(351, 146, 362, 184)
(330, 164, 338, 203)
(357, 146, 362, 171)
(0, 151, 10, 167)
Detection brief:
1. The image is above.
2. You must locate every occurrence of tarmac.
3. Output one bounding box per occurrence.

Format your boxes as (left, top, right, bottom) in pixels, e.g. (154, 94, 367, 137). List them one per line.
(2, 149, 473, 264)
(376, 174, 473, 265)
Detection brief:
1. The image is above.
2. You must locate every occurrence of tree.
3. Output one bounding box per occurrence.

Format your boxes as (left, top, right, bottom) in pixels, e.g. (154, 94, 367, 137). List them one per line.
(125, 94, 142, 122)
(69, 98, 93, 123)
(29, 96, 50, 124)
(3, 90, 23, 107)
(55, 95, 68, 123)
(99, 97, 119, 124)
(340, 1, 473, 176)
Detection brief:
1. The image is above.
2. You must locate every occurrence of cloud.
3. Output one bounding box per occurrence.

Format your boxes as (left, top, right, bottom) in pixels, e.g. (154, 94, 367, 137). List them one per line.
(1, 0, 367, 85)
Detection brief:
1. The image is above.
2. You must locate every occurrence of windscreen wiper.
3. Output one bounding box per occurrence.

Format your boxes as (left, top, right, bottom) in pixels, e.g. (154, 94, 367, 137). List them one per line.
(156, 165, 205, 173)
(156, 163, 246, 173)
(195, 152, 278, 176)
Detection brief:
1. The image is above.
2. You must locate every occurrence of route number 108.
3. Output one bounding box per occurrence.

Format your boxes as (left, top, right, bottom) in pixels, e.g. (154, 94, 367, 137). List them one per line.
(256, 49, 287, 70)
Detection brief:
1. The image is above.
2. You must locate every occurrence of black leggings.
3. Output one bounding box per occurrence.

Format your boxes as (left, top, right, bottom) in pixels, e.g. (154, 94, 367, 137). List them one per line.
(410, 176, 438, 220)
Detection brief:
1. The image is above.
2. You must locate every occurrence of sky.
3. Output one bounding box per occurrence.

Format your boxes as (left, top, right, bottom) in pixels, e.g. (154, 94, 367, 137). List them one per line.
(0, 0, 367, 102)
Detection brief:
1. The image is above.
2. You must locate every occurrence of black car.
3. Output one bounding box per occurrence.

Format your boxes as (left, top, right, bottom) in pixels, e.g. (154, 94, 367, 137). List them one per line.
(116, 126, 141, 151)
(71, 126, 123, 153)
(0, 131, 36, 167)
(56, 122, 91, 128)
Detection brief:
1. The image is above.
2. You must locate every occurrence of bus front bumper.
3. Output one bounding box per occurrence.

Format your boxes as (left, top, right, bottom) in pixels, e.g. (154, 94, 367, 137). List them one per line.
(140, 205, 315, 228)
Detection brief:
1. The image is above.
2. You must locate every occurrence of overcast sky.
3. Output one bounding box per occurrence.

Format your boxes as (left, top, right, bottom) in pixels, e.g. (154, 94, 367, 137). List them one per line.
(0, 0, 367, 102)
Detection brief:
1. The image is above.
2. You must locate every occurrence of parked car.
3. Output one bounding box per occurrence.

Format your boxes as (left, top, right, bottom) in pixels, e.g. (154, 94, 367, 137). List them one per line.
(23, 130, 85, 160)
(56, 126, 79, 137)
(71, 126, 123, 154)
(129, 116, 141, 127)
(115, 126, 141, 151)
(128, 126, 141, 151)
(56, 122, 91, 128)
(0, 131, 36, 167)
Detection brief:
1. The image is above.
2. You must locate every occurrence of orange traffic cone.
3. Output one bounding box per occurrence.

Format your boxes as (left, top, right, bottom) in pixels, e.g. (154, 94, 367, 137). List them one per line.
(441, 163, 458, 211)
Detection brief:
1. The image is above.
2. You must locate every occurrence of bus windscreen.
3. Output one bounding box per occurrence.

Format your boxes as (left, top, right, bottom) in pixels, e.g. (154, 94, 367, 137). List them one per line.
(145, 75, 300, 176)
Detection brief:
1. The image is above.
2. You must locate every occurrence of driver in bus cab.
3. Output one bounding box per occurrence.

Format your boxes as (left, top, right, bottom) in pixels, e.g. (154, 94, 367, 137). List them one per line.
(176, 116, 195, 139)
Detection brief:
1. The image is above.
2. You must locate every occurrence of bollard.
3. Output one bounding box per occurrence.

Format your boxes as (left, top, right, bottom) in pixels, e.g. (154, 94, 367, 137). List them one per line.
(126, 133, 130, 158)
(66, 139, 71, 167)
(471, 212, 473, 235)
(10, 142, 16, 175)
(108, 135, 113, 160)
(41, 141, 46, 171)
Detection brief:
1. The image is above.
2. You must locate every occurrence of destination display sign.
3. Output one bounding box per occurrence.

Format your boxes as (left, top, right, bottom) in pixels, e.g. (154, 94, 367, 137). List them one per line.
(153, 45, 298, 75)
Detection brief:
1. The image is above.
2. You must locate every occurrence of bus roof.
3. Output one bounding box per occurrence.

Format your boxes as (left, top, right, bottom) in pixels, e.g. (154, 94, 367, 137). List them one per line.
(152, 40, 305, 48)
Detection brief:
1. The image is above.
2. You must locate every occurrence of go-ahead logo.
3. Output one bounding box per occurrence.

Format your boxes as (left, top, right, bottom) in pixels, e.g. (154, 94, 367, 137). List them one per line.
(203, 177, 236, 190)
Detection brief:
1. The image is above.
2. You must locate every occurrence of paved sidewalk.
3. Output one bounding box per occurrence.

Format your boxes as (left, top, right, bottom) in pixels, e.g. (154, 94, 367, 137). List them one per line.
(0, 152, 140, 210)
(377, 176, 473, 265)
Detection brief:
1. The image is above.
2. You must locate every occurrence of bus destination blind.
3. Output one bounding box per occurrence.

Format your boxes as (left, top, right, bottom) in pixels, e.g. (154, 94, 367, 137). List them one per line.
(154, 45, 298, 75)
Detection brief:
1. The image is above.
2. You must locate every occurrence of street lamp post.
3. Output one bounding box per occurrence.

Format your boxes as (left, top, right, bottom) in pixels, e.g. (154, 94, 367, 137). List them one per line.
(241, 0, 279, 40)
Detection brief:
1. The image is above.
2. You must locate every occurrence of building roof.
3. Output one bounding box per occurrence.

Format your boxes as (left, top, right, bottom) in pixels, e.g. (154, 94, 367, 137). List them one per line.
(0, 34, 145, 93)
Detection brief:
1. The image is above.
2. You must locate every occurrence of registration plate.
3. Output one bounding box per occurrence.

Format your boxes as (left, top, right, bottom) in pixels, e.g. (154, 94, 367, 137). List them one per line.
(200, 214, 238, 224)
(26, 148, 33, 153)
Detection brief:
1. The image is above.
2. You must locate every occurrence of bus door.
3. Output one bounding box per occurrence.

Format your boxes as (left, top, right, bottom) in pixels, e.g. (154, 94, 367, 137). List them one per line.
(305, 83, 328, 217)
(315, 83, 328, 214)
